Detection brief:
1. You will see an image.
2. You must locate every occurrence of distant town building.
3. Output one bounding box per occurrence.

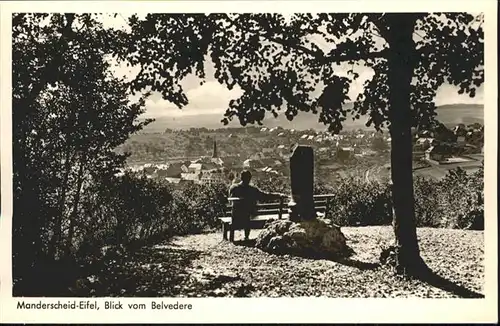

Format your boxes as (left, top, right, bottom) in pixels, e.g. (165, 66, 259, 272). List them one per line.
(180, 164, 190, 173)
(453, 124, 468, 137)
(211, 138, 224, 166)
(164, 177, 183, 184)
(243, 159, 265, 169)
(337, 147, 354, 160)
(200, 168, 227, 185)
(143, 164, 156, 174)
(260, 166, 279, 174)
(181, 171, 202, 182)
(156, 162, 184, 178)
(416, 137, 436, 150)
(425, 145, 451, 162)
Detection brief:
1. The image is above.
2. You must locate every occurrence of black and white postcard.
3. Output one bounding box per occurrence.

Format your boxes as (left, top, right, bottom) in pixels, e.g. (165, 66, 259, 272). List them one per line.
(0, 0, 497, 323)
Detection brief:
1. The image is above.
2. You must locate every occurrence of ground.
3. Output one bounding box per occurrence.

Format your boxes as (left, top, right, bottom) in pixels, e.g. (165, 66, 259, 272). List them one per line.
(77, 226, 484, 298)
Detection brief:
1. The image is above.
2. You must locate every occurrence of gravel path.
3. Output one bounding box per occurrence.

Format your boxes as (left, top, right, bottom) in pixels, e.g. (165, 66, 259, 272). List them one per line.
(79, 226, 483, 298)
(146, 226, 484, 298)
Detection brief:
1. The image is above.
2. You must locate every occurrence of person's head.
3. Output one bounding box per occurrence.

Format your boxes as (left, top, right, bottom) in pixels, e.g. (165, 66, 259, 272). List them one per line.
(240, 170, 252, 185)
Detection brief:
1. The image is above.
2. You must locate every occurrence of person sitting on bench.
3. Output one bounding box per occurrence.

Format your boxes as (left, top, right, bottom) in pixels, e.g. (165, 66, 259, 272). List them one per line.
(228, 170, 287, 240)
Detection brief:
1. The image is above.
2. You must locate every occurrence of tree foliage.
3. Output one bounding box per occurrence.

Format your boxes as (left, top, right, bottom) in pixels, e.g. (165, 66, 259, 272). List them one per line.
(123, 13, 483, 132)
(12, 13, 151, 293)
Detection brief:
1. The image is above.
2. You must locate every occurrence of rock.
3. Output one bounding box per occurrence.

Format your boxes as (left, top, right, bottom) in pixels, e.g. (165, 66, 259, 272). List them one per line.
(255, 218, 352, 259)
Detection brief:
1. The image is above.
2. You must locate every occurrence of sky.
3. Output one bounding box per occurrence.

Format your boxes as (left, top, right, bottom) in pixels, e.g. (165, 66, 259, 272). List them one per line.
(114, 59, 484, 119)
(104, 14, 484, 119)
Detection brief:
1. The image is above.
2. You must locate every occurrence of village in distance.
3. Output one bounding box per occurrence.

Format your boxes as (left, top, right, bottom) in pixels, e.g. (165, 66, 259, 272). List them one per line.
(116, 105, 484, 188)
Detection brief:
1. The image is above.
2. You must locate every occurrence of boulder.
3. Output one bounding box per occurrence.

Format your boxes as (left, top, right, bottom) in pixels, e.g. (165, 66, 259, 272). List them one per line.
(255, 218, 353, 259)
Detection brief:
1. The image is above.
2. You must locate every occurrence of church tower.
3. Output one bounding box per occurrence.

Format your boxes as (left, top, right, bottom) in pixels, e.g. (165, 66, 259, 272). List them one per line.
(212, 138, 218, 158)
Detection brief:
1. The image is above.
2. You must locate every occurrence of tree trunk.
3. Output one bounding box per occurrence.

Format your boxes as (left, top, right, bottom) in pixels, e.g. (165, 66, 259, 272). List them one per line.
(49, 144, 73, 259)
(12, 101, 46, 293)
(384, 15, 426, 273)
(65, 153, 87, 257)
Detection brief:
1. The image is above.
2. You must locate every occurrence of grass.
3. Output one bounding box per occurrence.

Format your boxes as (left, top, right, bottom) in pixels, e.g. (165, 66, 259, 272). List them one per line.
(67, 226, 484, 298)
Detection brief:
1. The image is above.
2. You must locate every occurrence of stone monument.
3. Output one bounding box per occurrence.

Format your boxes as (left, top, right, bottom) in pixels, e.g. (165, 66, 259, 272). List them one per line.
(288, 144, 316, 222)
(255, 144, 352, 259)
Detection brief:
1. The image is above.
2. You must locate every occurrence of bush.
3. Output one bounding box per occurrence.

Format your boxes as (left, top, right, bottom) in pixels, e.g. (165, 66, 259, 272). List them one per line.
(412, 166, 483, 229)
(73, 172, 175, 261)
(437, 166, 484, 229)
(75, 175, 231, 262)
(151, 165, 484, 233)
(168, 182, 229, 234)
(321, 165, 483, 229)
(325, 177, 392, 226)
(413, 176, 444, 227)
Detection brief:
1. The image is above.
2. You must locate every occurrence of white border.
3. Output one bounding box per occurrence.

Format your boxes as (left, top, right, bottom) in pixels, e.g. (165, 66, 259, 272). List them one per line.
(1, 1, 498, 323)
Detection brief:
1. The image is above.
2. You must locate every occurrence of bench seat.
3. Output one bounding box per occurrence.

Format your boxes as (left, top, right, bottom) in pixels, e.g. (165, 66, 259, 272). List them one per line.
(218, 194, 334, 242)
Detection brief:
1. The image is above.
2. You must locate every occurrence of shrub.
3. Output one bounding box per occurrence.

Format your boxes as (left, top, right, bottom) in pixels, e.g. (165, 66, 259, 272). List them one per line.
(169, 182, 229, 234)
(322, 165, 483, 229)
(325, 177, 392, 226)
(437, 166, 484, 229)
(413, 176, 444, 227)
(74, 172, 175, 259)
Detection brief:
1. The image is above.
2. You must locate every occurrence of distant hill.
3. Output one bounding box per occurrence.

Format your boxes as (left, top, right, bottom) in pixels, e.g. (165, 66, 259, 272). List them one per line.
(139, 103, 483, 133)
(435, 103, 484, 127)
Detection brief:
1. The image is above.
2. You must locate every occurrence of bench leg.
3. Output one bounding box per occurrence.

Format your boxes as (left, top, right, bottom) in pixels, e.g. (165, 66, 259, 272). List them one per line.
(229, 228, 235, 242)
(222, 223, 228, 241)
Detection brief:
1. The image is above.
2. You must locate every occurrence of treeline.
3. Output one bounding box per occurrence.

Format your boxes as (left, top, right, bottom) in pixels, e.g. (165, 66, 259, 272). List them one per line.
(12, 13, 152, 296)
(118, 131, 273, 163)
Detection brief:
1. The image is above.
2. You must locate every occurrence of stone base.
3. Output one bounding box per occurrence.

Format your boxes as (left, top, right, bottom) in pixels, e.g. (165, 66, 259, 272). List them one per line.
(255, 218, 353, 259)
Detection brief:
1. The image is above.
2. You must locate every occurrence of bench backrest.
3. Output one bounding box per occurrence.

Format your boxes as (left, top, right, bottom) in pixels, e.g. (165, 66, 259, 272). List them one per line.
(224, 194, 334, 218)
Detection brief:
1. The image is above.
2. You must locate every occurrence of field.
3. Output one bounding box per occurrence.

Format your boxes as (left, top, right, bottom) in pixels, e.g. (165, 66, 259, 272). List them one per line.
(71, 226, 484, 298)
(413, 156, 483, 180)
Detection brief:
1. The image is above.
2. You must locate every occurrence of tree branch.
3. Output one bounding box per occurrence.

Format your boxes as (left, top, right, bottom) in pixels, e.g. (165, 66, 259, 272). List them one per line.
(226, 15, 388, 65)
(322, 48, 389, 64)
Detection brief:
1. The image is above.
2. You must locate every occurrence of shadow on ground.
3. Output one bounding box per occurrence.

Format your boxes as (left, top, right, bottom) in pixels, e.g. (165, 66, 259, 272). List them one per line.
(379, 246, 484, 298)
(233, 239, 380, 271)
(331, 258, 380, 271)
(415, 267, 484, 298)
(14, 242, 257, 297)
(71, 246, 203, 297)
(232, 239, 257, 247)
(234, 238, 482, 298)
(13, 246, 203, 297)
(79, 244, 253, 298)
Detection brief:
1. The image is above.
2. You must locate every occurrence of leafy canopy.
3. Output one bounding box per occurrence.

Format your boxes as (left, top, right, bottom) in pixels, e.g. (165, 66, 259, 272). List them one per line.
(121, 13, 484, 133)
(12, 13, 152, 261)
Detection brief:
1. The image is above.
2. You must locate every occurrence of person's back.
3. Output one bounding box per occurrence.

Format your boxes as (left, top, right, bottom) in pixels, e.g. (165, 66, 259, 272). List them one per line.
(228, 170, 285, 240)
(229, 182, 262, 218)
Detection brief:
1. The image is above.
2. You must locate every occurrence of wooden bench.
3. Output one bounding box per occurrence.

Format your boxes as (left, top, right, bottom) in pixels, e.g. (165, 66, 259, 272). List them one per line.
(219, 194, 335, 242)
